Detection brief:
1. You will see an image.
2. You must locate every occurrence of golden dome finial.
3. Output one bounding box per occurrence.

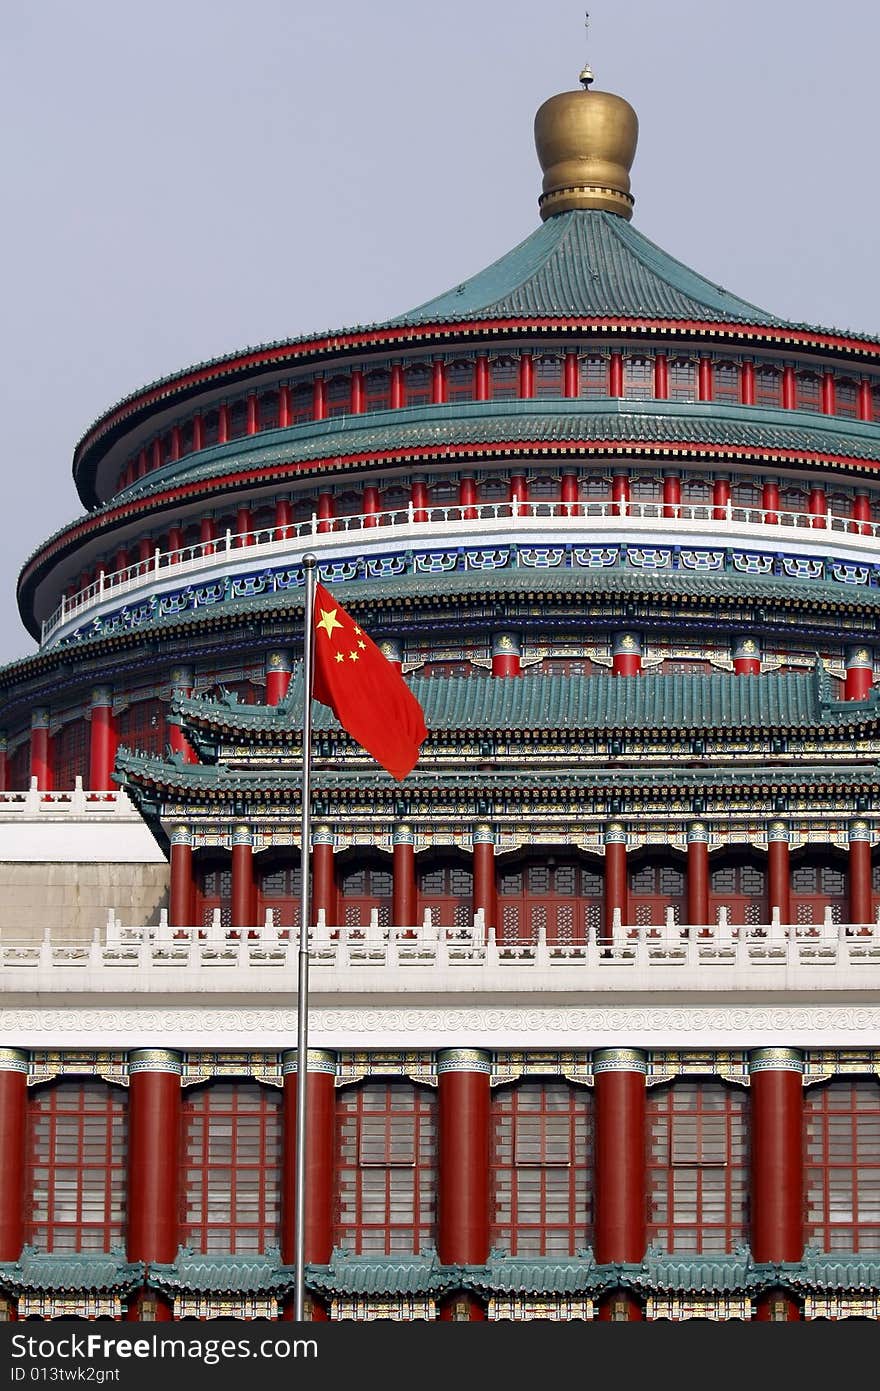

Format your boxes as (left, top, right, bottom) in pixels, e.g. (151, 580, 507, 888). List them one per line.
(534, 29, 639, 222)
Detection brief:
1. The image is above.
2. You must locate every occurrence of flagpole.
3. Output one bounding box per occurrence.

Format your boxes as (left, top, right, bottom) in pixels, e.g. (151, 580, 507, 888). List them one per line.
(294, 552, 317, 1322)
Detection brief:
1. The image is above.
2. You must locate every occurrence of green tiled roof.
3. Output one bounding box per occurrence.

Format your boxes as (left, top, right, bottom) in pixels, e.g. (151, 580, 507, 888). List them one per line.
(395, 210, 784, 327)
(306, 1249, 458, 1296)
(175, 669, 880, 740)
(463, 1254, 602, 1295)
(0, 1248, 144, 1294)
(782, 1251, 880, 1291)
(629, 1248, 761, 1294)
(148, 1249, 294, 1295)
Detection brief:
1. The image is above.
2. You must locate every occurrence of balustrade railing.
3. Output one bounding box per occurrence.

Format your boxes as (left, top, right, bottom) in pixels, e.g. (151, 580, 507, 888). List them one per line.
(40, 498, 880, 645)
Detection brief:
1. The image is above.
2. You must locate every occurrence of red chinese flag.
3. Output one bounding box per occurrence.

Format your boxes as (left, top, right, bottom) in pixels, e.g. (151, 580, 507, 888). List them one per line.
(311, 582, 428, 780)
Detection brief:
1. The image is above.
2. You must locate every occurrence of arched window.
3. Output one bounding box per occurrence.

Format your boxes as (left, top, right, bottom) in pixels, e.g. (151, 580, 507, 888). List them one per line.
(490, 357, 519, 400)
(198, 858, 232, 929)
(709, 855, 767, 927)
(497, 858, 602, 945)
(417, 854, 473, 930)
(181, 1082, 282, 1254)
(628, 855, 686, 928)
(796, 372, 821, 412)
(445, 358, 474, 403)
(805, 1079, 880, 1251)
(790, 852, 847, 926)
(623, 356, 653, 399)
(334, 1081, 437, 1254)
(53, 718, 87, 789)
(326, 375, 351, 418)
(668, 358, 697, 402)
(258, 858, 302, 930)
(713, 360, 739, 403)
(754, 364, 781, 409)
(836, 379, 858, 419)
(26, 1081, 127, 1252)
(364, 370, 391, 412)
(579, 355, 608, 397)
(338, 856, 393, 928)
(490, 1081, 594, 1256)
(533, 355, 563, 398)
(647, 1080, 749, 1253)
(403, 364, 432, 407)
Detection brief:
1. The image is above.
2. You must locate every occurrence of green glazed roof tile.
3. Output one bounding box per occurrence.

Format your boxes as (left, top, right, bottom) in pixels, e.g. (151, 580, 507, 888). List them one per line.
(0, 1247, 145, 1295)
(305, 1248, 457, 1296)
(463, 1253, 601, 1295)
(629, 1247, 761, 1294)
(148, 1248, 294, 1295)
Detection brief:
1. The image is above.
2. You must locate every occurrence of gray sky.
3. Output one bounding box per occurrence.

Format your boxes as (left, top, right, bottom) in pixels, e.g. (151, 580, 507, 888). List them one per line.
(2, 0, 879, 664)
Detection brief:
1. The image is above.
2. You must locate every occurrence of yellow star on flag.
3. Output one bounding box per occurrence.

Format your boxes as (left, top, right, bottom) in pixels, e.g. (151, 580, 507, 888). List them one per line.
(317, 607, 343, 639)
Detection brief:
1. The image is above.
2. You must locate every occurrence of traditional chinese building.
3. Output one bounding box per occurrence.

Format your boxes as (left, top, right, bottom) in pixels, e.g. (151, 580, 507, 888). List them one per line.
(3, 61, 880, 1322)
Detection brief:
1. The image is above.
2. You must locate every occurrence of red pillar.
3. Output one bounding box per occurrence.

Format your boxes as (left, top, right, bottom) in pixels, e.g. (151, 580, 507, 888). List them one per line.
(151, 438, 162, 471)
(518, 352, 534, 399)
(564, 351, 579, 398)
(411, 477, 429, 522)
(235, 505, 254, 545)
(168, 826, 194, 929)
(845, 645, 873, 700)
(781, 365, 796, 410)
(749, 1048, 804, 1321)
(821, 372, 836, 415)
(127, 1049, 182, 1320)
(317, 492, 336, 534)
(808, 485, 827, 528)
(762, 479, 780, 526)
(653, 354, 668, 400)
(274, 499, 293, 540)
(611, 471, 630, 515)
(472, 825, 496, 935)
(431, 360, 446, 405)
(560, 472, 579, 514)
(168, 666, 197, 765)
(609, 352, 623, 398)
(277, 386, 291, 429)
(712, 476, 731, 520)
(611, 632, 642, 677)
(266, 650, 293, 706)
(246, 393, 258, 435)
(475, 356, 489, 401)
(192, 414, 204, 451)
(698, 356, 713, 402)
(508, 473, 528, 509)
(29, 708, 52, 791)
(848, 821, 873, 926)
(851, 492, 872, 536)
(0, 733, 7, 792)
(732, 636, 762, 676)
(492, 631, 521, 677)
(594, 1048, 647, 1320)
(312, 826, 336, 927)
(604, 824, 628, 938)
(768, 823, 790, 924)
(362, 485, 380, 527)
(437, 1049, 491, 1321)
(392, 824, 417, 928)
(858, 380, 873, 422)
(281, 1048, 337, 1318)
(390, 364, 404, 409)
(231, 826, 255, 929)
(169, 426, 181, 462)
(662, 473, 681, 518)
(458, 474, 477, 520)
(217, 404, 229, 443)
(89, 686, 117, 792)
(0, 1049, 28, 1267)
(312, 377, 327, 421)
(740, 361, 755, 406)
(686, 823, 709, 927)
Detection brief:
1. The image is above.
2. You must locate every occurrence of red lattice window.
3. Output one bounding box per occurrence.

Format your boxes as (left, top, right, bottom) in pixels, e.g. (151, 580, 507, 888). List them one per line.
(668, 358, 697, 401)
(805, 1079, 880, 1252)
(713, 360, 739, 403)
(338, 859, 392, 928)
(790, 854, 847, 927)
(490, 356, 518, 400)
(53, 718, 87, 789)
(364, 369, 391, 412)
(533, 355, 563, 397)
(116, 698, 165, 757)
(709, 857, 767, 927)
(326, 375, 351, 418)
(629, 857, 686, 929)
(417, 856, 473, 930)
(404, 364, 432, 407)
(258, 860, 302, 930)
(580, 355, 608, 397)
(181, 1082, 282, 1254)
(198, 859, 231, 929)
(227, 399, 247, 439)
(647, 1081, 749, 1253)
(290, 381, 313, 424)
(623, 356, 653, 399)
(836, 379, 858, 419)
(334, 1081, 437, 1254)
(796, 372, 821, 412)
(26, 1081, 127, 1253)
(490, 1081, 594, 1256)
(259, 391, 279, 430)
(754, 364, 782, 408)
(446, 358, 474, 403)
(497, 860, 602, 945)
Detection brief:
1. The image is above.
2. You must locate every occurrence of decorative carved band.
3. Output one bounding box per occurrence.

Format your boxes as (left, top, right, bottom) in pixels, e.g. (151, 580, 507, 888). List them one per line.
(687, 822, 709, 844)
(849, 820, 872, 843)
(0, 1047, 29, 1074)
(281, 1049, 338, 1076)
(312, 825, 334, 847)
(128, 1048, 183, 1076)
(393, 824, 415, 846)
(604, 822, 627, 845)
(437, 1048, 492, 1075)
(748, 1047, 804, 1074)
(768, 821, 790, 843)
(593, 1047, 648, 1075)
(169, 825, 193, 847)
(472, 824, 495, 845)
(232, 824, 252, 846)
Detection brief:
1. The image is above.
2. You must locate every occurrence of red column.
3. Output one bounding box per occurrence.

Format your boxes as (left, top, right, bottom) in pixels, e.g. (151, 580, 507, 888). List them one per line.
(317, 492, 336, 534)
(0, 733, 7, 792)
(662, 473, 681, 518)
(472, 825, 496, 935)
(508, 473, 528, 510)
(29, 708, 53, 791)
(266, 650, 293, 706)
(217, 404, 229, 443)
(281, 1049, 337, 1318)
(246, 393, 259, 435)
(169, 426, 181, 462)
(732, 636, 762, 675)
(151, 438, 162, 471)
(168, 666, 197, 765)
(782, 365, 796, 410)
(431, 360, 446, 405)
(492, 631, 521, 677)
(392, 824, 416, 928)
(858, 380, 873, 422)
(231, 825, 255, 929)
(686, 823, 709, 928)
(191, 414, 204, 451)
(611, 632, 642, 677)
(437, 1049, 491, 1321)
(851, 492, 872, 536)
(127, 1049, 182, 1320)
(749, 1048, 804, 1321)
(740, 361, 755, 405)
(808, 485, 827, 528)
(762, 480, 780, 525)
(594, 1048, 647, 1321)
(137, 447, 148, 479)
(604, 824, 628, 938)
(768, 822, 790, 924)
(312, 826, 336, 927)
(712, 476, 731, 520)
(609, 352, 623, 398)
(362, 485, 380, 527)
(848, 820, 873, 926)
(611, 471, 630, 515)
(518, 352, 534, 399)
(274, 499, 293, 540)
(0, 1049, 28, 1268)
(168, 826, 194, 929)
(312, 378, 327, 421)
(653, 354, 668, 400)
(475, 355, 489, 401)
(845, 645, 873, 700)
(390, 364, 404, 409)
(350, 370, 365, 414)
(89, 686, 117, 792)
(698, 356, 713, 402)
(235, 505, 253, 546)
(564, 351, 579, 398)
(458, 474, 477, 520)
(821, 372, 836, 415)
(560, 472, 579, 515)
(411, 477, 429, 522)
(277, 386, 291, 429)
